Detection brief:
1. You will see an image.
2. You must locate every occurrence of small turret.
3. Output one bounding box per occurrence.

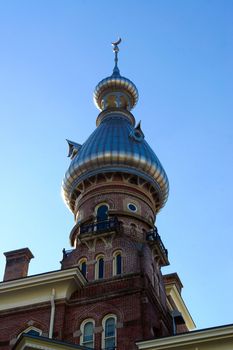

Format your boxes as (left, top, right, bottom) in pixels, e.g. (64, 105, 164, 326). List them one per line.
(93, 38, 138, 112)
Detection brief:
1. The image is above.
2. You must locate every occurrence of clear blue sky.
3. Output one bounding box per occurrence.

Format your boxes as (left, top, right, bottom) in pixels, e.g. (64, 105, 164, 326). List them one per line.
(0, 0, 232, 330)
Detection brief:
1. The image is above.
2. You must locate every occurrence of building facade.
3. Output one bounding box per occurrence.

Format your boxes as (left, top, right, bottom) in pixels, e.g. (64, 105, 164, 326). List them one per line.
(0, 41, 195, 350)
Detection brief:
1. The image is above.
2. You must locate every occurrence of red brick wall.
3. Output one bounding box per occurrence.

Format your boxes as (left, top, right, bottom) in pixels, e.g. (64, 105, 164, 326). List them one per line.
(0, 177, 172, 349)
(74, 181, 155, 227)
(0, 274, 172, 350)
(0, 303, 51, 348)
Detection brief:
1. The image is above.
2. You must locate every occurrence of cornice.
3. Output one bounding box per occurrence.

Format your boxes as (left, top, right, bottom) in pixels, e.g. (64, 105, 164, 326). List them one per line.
(136, 324, 233, 349)
(0, 268, 86, 312)
(14, 333, 87, 350)
(165, 284, 195, 331)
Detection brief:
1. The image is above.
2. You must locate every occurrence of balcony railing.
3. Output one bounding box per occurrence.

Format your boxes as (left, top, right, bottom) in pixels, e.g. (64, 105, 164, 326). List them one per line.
(146, 227, 168, 258)
(80, 217, 120, 235)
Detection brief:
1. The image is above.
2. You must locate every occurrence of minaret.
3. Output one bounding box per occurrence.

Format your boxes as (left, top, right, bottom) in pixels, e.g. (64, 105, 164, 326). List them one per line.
(61, 40, 172, 349)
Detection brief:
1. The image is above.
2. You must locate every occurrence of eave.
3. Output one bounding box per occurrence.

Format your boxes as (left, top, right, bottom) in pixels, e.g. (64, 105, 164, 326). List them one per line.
(165, 284, 195, 330)
(136, 324, 233, 349)
(0, 268, 86, 312)
(14, 333, 89, 350)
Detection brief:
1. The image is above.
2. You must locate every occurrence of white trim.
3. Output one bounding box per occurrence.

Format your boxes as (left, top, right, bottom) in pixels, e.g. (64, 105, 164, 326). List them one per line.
(136, 324, 233, 349)
(102, 314, 117, 350)
(127, 203, 138, 212)
(78, 257, 87, 278)
(0, 268, 86, 311)
(49, 289, 56, 338)
(165, 284, 195, 330)
(15, 333, 95, 350)
(95, 203, 109, 216)
(0, 268, 86, 292)
(95, 254, 105, 280)
(112, 251, 122, 276)
(80, 318, 95, 348)
(17, 326, 42, 338)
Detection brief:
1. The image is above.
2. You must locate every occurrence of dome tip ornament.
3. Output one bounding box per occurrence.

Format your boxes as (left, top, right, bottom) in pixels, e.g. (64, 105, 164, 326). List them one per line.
(93, 38, 139, 111)
(111, 37, 122, 76)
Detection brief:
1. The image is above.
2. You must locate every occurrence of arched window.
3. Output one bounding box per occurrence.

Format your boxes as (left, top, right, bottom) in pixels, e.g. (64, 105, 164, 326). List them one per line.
(102, 315, 117, 350)
(27, 329, 40, 336)
(80, 319, 94, 348)
(96, 204, 108, 222)
(95, 255, 104, 279)
(113, 251, 122, 276)
(78, 258, 87, 278)
(18, 326, 42, 338)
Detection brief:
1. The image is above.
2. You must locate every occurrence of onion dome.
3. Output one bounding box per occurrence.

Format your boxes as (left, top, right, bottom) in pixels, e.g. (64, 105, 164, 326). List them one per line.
(93, 38, 138, 111)
(62, 40, 169, 213)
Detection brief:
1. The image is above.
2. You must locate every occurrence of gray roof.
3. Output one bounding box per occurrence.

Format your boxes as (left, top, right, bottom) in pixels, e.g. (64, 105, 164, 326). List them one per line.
(62, 110, 169, 212)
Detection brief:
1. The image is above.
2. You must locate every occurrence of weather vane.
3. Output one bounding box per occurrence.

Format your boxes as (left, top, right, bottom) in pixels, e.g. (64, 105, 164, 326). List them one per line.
(111, 38, 121, 75)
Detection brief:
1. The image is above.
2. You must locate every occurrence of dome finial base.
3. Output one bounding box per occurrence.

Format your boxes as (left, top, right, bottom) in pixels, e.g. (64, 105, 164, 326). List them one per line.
(111, 38, 122, 76)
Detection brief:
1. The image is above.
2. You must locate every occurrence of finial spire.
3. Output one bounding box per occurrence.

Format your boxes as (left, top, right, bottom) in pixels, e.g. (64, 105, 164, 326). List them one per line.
(111, 38, 121, 76)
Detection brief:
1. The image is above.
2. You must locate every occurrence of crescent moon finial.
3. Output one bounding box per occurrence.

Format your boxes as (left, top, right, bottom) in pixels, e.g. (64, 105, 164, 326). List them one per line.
(111, 37, 122, 47)
(111, 38, 122, 76)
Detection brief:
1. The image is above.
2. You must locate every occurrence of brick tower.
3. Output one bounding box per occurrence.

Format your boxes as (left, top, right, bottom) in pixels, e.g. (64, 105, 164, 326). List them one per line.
(0, 40, 194, 350)
(60, 39, 173, 349)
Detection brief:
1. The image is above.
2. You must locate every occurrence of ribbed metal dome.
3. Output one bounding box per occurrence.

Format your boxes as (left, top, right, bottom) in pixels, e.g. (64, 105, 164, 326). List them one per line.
(62, 40, 169, 213)
(93, 74, 139, 111)
(62, 110, 169, 212)
(93, 39, 138, 112)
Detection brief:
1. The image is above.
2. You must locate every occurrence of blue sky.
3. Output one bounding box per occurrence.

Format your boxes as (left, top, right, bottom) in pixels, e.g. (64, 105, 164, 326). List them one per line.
(0, 0, 232, 330)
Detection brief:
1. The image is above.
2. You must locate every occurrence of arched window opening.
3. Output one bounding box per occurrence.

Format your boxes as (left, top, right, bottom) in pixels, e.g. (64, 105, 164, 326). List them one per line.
(116, 254, 122, 275)
(18, 326, 42, 339)
(103, 316, 116, 350)
(98, 257, 104, 279)
(80, 320, 94, 348)
(27, 329, 40, 336)
(95, 255, 104, 280)
(96, 204, 108, 222)
(96, 204, 109, 231)
(78, 258, 87, 278)
(113, 251, 122, 276)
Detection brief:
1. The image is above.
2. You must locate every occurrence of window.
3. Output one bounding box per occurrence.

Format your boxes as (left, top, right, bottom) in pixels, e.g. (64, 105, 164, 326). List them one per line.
(96, 204, 108, 222)
(113, 251, 122, 276)
(98, 257, 104, 279)
(27, 329, 40, 336)
(127, 203, 137, 212)
(80, 320, 94, 348)
(95, 204, 109, 231)
(116, 254, 122, 275)
(18, 326, 42, 338)
(78, 258, 87, 278)
(95, 255, 104, 279)
(102, 315, 117, 350)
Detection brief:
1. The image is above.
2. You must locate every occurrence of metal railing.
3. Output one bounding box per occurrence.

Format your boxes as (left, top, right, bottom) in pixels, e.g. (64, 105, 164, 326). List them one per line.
(146, 227, 168, 257)
(80, 217, 120, 235)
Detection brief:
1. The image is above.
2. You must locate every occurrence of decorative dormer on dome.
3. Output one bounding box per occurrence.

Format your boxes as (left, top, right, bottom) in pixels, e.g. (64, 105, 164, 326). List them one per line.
(62, 40, 169, 224)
